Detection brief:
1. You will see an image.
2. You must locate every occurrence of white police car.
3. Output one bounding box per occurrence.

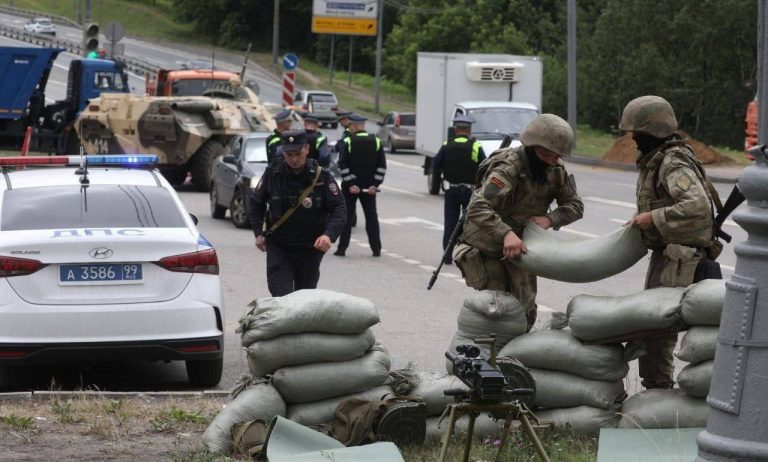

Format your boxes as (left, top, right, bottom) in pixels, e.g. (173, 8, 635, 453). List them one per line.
(0, 155, 224, 387)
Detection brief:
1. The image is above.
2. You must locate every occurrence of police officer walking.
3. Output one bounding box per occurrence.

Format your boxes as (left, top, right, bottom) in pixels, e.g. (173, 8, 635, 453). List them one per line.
(453, 114, 583, 331)
(302, 113, 331, 167)
(432, 115, 486, 264)
(620, 95, 720, 389)
(334, 110, 357, 227)
(266, 109, 293, 164)
(249, 130, 346, 297)
(334, 113, 386, 257)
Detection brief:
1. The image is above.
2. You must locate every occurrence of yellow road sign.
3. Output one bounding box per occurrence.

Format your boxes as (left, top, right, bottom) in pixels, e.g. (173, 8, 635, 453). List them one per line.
(312, 16, 377, 36)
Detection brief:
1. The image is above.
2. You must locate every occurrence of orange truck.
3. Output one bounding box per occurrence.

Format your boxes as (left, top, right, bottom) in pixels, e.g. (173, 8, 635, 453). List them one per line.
(745, 96, 758, 159)
(145, 68, 239, 97)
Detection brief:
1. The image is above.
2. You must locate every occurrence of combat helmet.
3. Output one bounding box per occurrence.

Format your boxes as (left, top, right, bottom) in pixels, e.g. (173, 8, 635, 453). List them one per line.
(520, 114, 574, 157)
(619, 95, 677, 138)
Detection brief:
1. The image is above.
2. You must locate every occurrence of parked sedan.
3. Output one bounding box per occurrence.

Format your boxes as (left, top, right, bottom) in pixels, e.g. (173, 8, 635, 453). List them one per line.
(210, 132, 270, 229)
(0, 155, 224, 387)
(23, 17, 56, 36)
(377, 111, 415, 153)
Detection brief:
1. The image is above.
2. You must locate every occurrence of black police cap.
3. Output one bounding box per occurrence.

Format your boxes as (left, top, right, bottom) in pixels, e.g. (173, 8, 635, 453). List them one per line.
(274, 109, 292, 123)
(281, 129, 308, 152)
(302, 113, 321, 123)
(335, 110, 352, 118)
(348, 113, 367, 123)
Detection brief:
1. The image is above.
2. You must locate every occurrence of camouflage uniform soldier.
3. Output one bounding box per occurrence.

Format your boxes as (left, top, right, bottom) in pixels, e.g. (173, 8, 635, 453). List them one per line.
(621, 95, 716, 389)
(454, 114, 584, 330)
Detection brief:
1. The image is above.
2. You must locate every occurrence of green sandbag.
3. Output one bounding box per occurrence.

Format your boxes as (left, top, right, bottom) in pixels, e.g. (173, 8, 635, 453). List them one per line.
(555, 287, 685, 342)
(499, 330, 628, 381)
(529, 368, 626, 410)
(238, 289, 379, 345)
(681, 279, 726, 326)
(617, 389, 708, 429)
(286, 385, 393, 427)
(535, 406, 619, 434)
(677, 360, 713, 398)
(246, 330, 376, 377)
(675, 327, 718, 364)
(272, 346, 390, 404)
(410, 372, 468, 417)
(515, 223, 648, 283)
(457, 290, 528, 346)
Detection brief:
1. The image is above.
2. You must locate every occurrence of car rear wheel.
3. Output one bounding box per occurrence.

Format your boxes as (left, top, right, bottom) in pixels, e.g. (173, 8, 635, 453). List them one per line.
(230, 190, 250, 228)
(190, 140, 225, 192)
(389, 138, 397, 154)
(210, 183, 227, 219)
(186, 358, 223, 388)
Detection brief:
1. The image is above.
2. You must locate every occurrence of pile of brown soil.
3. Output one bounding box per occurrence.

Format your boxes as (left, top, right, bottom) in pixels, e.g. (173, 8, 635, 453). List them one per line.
(602, 132, 733, 165)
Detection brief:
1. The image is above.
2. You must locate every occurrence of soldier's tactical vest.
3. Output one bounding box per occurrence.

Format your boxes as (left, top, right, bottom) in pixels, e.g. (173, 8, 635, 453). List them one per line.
(266, 160, 326, 245)
(442, 136, 480, 184)
(464, 147, 569, 255)
(636, 141, 714, 250)
(346, 132, 379, 180)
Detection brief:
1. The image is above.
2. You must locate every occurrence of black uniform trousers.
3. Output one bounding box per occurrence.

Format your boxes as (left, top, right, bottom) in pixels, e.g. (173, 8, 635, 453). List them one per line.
(443, 185, 473, 262)
(266, 242, 324, 297)
(337, 189, 381, 254)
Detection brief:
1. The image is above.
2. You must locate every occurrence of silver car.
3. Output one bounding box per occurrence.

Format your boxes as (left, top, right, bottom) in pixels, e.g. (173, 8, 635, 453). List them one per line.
(23, 17, 56, 36)
(377, 111, 415, 153)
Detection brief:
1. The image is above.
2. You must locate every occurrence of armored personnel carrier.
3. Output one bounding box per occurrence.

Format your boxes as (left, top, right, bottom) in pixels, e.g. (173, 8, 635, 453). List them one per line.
(75, 83, 275, 191)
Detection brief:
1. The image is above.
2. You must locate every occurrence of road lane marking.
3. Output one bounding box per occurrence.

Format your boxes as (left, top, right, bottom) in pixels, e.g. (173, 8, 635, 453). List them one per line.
(583, 196, 636, 209)
(380, 216, 443, 230)
(721, 264, 734, 272)
(380, 185, 421, 197)
(387, 159, 422, 171)
(538, 305, 555, 313)
(403, 259, 421, 265)
(419, 265, 435, 272)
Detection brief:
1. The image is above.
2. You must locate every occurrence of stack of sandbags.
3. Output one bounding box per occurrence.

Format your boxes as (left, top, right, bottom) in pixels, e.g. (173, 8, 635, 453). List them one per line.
(675, 279, 726, 399)
(237, 289, 392, 427)
(498, 330, 624, 433)
(446, 290, 528, 373)
(203, 377, 286, 454)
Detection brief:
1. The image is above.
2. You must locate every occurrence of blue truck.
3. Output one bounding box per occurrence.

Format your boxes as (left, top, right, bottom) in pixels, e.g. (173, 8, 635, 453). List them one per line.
(0, 46, 130, 153)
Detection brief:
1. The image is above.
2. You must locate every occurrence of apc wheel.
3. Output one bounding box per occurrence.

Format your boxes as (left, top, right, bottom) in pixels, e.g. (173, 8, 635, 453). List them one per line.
(210, 184, 227, 219)
(389, 138, 397, 154)
(185, 358, 223, 388)
(427, 169, 441, 195)
(230, 189, 250, 228)
(190, 140, 224, 192)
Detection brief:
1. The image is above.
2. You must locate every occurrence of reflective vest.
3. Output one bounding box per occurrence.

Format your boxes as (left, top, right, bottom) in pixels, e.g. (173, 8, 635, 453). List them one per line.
(344, 132, 380, 180)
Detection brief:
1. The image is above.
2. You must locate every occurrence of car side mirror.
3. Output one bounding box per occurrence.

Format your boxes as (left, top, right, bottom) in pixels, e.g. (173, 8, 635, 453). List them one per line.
(222, 155, 237, 165)
(376, 121, 383, 126)
(189, 213, 199, 225)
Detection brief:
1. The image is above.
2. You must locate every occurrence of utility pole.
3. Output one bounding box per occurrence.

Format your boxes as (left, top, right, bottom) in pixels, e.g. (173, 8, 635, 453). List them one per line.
(84, 0, 91, 23)
(271, 0, 279, 70)
(567, 0, 577, 145)
(374, 0, 384, 114)
(77, 0, 82, 25)
(329, 35, 335, 85)
(696, 4, 768, 458)
(348, 36, 354, 87)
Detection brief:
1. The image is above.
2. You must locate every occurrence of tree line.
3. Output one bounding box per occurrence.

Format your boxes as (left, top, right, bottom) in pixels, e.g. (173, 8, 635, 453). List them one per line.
(172, 0, 757, 149)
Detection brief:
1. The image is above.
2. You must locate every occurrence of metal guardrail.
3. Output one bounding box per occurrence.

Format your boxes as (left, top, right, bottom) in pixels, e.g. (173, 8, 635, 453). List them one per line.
(0, 23, 158, 76)
(0, 5, 80, 27)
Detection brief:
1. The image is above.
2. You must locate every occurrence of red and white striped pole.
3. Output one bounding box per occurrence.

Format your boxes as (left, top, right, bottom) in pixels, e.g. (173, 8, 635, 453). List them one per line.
(282, 71, 295, 107)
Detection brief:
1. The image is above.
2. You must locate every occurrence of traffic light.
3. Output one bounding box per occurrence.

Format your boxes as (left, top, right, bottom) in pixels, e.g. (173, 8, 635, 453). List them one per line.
(82, 23, 99, 55)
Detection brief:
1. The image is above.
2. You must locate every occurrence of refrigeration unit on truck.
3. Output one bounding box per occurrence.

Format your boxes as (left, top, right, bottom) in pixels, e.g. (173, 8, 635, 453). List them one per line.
(415, 52, 543, 194)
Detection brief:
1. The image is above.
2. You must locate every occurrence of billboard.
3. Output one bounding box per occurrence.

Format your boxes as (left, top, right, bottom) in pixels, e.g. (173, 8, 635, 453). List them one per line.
(312, 0, 378, 36)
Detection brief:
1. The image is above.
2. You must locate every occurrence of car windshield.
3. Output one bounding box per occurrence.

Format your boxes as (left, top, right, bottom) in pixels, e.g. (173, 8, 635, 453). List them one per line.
(1, 185, 186, 230)
(310, 94, 336, 104)
(36, 19, 52, 25)
(399, 114, 416, 126)
(244, 138, 268, 163)
(170, 78, 225, 96)
(94, 71, 128, 92)
(466, 108, 539, 138)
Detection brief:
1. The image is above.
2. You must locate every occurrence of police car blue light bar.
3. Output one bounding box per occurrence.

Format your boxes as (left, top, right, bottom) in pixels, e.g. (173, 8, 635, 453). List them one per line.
(0, 155, 158, 166)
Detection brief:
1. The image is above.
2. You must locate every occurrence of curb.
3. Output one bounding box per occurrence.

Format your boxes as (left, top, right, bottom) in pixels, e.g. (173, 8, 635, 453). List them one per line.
(0, 390, 230, 402)
(567, 155, 740, 184)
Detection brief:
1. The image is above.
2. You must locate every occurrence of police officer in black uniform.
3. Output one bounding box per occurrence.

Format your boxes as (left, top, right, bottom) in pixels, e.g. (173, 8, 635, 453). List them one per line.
(249, 130, 346, 296)
(302, 113, 331, 167)
(266, 109, 293, 164)
(334, 113, 386, 257)
(334, 110, 357, 227)
(432, 115, 486, 264)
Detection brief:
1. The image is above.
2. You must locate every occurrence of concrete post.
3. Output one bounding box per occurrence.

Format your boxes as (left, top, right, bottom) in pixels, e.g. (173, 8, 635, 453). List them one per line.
(696, 5, 768, 453)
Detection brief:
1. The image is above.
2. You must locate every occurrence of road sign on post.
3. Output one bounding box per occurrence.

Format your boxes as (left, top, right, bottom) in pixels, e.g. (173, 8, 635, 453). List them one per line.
(282, 71, 296, 107)
(311, 0, 378, 36)
(283, 53, 298, 71)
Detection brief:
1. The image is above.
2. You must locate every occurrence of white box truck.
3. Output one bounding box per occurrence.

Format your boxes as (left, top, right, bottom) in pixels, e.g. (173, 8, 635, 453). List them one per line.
(415, 52, 543, 194)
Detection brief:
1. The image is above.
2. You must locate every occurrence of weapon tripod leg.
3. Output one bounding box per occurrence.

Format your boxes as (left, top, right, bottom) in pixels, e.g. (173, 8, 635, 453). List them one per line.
(438, 405, 460, 462)
(519, 411, 550, 462)
(494, 413, 515, 462)
(461, 412, 478, 462)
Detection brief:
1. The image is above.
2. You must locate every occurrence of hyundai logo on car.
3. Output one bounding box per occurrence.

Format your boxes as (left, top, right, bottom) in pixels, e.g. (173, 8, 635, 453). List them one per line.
(89, 247, 113, 259)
